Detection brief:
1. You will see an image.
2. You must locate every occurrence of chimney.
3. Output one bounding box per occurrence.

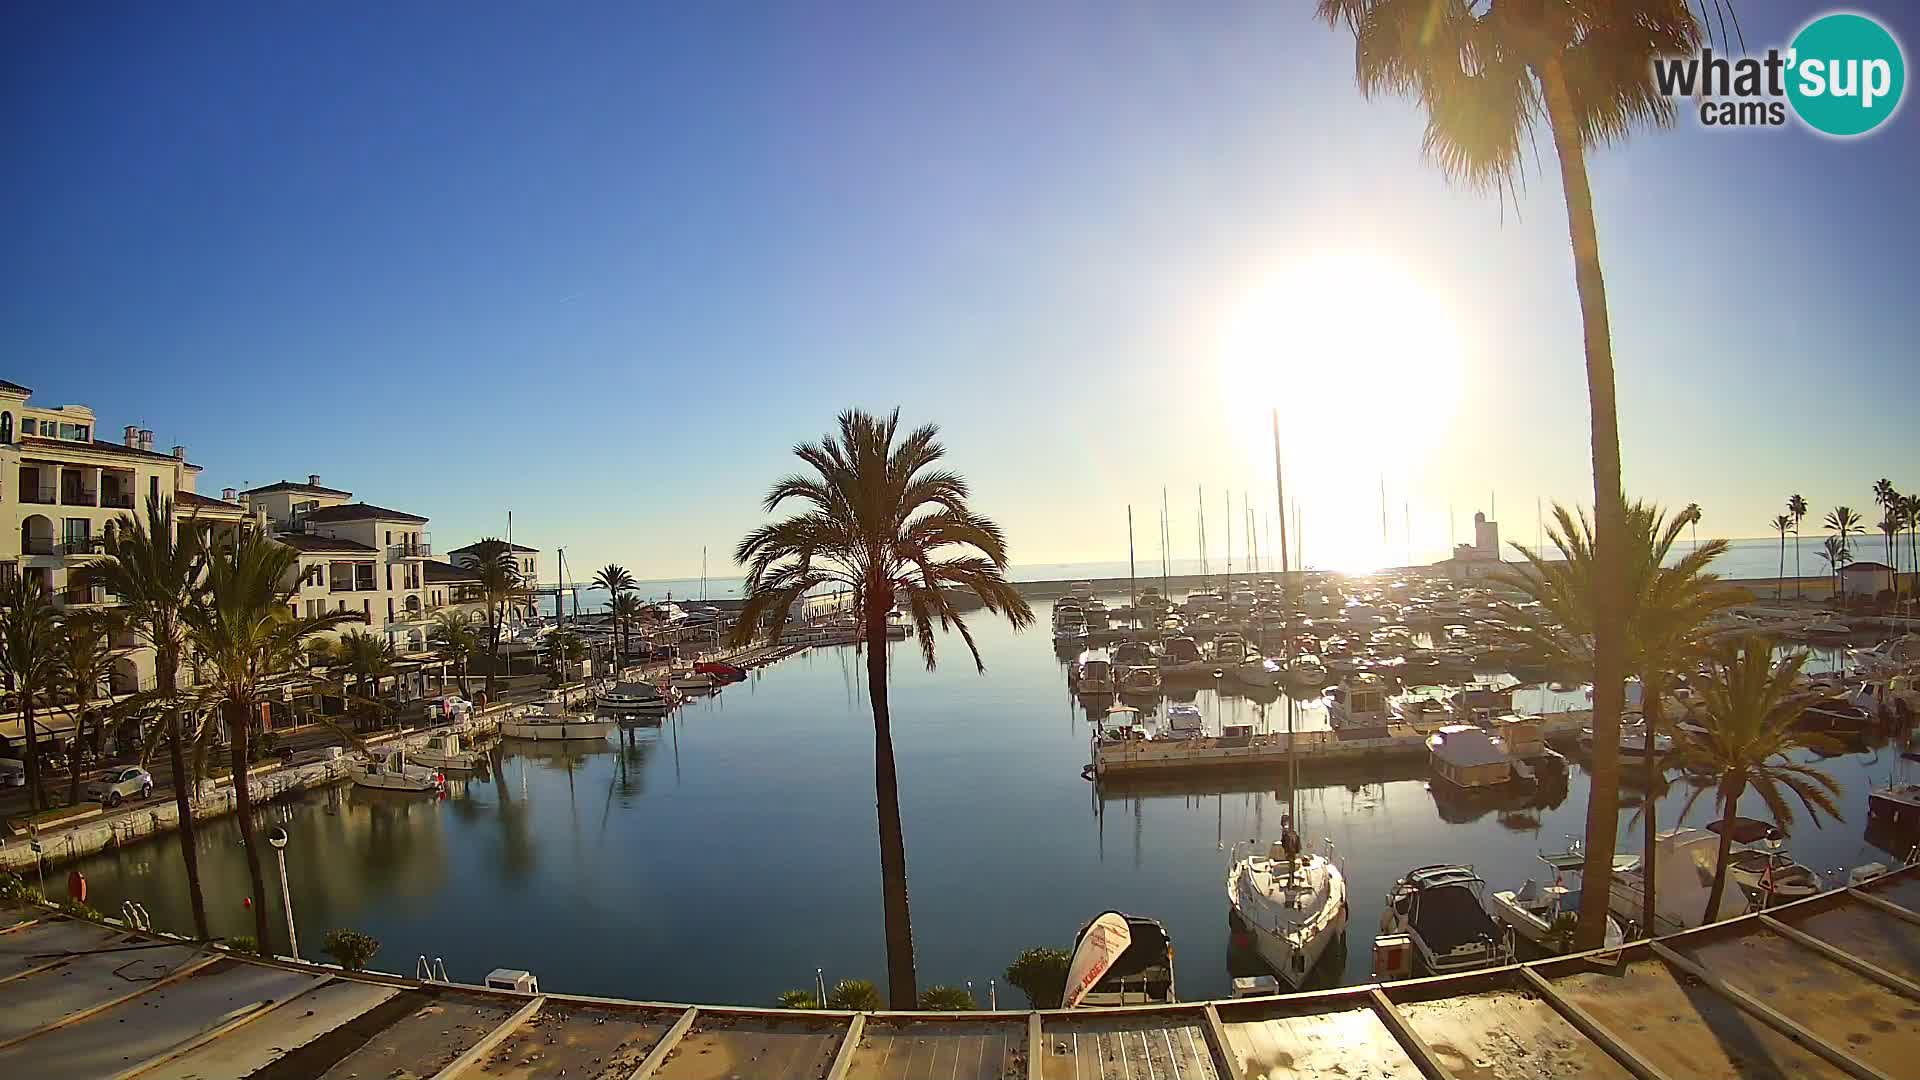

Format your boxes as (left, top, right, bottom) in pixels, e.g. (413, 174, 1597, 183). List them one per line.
(222, 487, 237, 502)
(138, 429, 154, 452)
(124, 424, 139, 447)
(308, 473, 322, 488)
(171, 445, 185, 460)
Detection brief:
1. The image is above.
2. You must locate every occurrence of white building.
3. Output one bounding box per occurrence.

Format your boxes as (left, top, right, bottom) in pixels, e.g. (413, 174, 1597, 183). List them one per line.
(1435, 512, 1504, 581)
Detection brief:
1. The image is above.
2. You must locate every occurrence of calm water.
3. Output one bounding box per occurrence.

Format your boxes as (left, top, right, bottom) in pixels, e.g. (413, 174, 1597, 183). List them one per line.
(70, 611, 1912, 1005)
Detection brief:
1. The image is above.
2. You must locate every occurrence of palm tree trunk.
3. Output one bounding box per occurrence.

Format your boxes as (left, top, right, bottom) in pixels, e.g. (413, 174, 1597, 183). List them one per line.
(1640, 684, 1664, 936)
(67, 710, 86, 807)
(1777, 532, 1785, 600)
(1541, 56, 1628, 952)
(1794, 526, 1802, 599)
(864, 588, 917, 1010)
(23, 699, 42, 813)
(1703, 776, 1747, 925)
(225, 698, 274, 953)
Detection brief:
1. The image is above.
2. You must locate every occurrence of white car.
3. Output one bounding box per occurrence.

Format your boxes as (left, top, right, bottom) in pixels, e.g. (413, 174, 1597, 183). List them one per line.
(85, 766, 154, 807)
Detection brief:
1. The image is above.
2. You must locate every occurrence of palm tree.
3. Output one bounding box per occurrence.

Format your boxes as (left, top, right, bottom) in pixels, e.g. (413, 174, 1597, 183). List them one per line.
(1879, 510, 1902, 600)
(730, 408, 1034, 1007)
(1316, 0, 1708, 949)
(609, 592, 645, 659)
(430, 611, 480, 696)
(1788, 494, 1809, 599)
(51, 610, 118, 807)
(1677, 637, 1843, 924)
(182, 531, 359, 953)
(592, 564, 634, 598)
(1499, 500, 1735, 937)
(1819, 536, 1848, 596)
(0, 574, 61, 813)
(457, 539, 524, 697)
(544, 628, 586, 684)
(75, 498, 213, 938)
(1904, 493, 1920, 611)
(1770, 514, 1792, 600)
(1825, 507, 1862, 600)
(1681, 502, 1702, 555)
(334, 629, 397, 731)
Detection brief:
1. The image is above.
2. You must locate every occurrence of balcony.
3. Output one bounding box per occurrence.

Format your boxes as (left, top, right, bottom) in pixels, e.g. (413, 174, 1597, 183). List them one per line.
(58, 538, 104, 557)
(101, 491, 135, 510)
(61, 488, 98, 507)
(61, 586, 107, 606)
(20, 537, 55, 556)
(389, 541, 432, 560)
(20, 486, 56, 505)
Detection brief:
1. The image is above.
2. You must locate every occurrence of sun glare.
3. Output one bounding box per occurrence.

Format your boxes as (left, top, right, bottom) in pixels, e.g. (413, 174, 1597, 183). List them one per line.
(1218, 255, 1465, 575)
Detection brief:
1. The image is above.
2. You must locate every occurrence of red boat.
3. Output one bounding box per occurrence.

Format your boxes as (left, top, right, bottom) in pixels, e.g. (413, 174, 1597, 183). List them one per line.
(694, 660, 748, 681)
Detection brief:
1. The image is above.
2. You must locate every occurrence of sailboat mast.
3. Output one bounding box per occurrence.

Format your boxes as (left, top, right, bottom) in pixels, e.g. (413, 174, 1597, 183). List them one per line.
(1225, 489, 1232, 580)
(1198, 487, 1208, 587)
(1127, 505, 1136, 630)
(1271, 409, 1295, 825)
(1160, 487, 1170, 597)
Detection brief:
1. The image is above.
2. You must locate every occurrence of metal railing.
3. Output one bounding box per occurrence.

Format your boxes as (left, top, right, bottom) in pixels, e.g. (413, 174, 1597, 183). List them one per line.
(58, 538, 103, 557)
(101, 491, 135, 509)
(20, 537, 56, 555)
(61, 488, 98, 507)
(390, 541, 432, 559)
(19, 486, 57, 505)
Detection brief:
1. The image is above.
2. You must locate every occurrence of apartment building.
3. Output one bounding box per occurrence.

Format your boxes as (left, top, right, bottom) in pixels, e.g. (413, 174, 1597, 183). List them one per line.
(238, 478, 436, 654)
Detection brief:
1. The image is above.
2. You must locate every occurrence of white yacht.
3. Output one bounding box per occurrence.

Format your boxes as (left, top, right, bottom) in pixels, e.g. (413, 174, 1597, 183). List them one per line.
(1325, 674, 1391, 729)
(1608, 828, 1752, 935)
(409, 732, 484, 772)
(667, 663, 719, 691)
(1071, 650, 1116, 695)
(1379, 865, 1511, 975)
(1162, 703, 1205, 739)
(349, 749, 445, 792)
(1489, 846, 1627, 953)
(1227, 838, 1348, 989)
(1230, 654, 1284, 688)
(500, 707, 615, 742)
(1210, 632, 1250, 666)
(598, 679, 672, 714)
(1156, 636, 1209, 678)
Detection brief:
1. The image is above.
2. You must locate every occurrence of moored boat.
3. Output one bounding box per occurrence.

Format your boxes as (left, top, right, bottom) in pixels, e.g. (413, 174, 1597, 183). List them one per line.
(1071, 649, 1116, 695)
(598, 679, 673, 714)
(1064, 911, 1177, 1007)
(1379, 864, 1511, 975)
(1228, 832, 1348, 988)
(349, 749, 445, 792)
(1425, 725, 1512, 789)
(408, 732, 484, 772)
(501, 708, 616, 741)
(1489, 846, 1626, 953)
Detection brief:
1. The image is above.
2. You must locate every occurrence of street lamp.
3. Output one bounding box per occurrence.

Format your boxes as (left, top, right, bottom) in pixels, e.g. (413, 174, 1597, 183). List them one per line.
(266, 826, 298, 958)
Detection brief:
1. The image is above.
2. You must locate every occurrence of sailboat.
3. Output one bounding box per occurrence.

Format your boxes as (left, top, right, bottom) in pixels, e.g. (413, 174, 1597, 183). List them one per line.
(1224, 409, 1348, 989)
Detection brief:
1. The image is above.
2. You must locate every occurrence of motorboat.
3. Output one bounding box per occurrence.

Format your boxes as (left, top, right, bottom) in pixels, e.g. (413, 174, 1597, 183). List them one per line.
(1071, 650, 1116, 695)
(349, 749, 445, 793)
(500, 707, 616, 742)
(1157, 637, 1209, 679)
(598, 680, 673, 714)
(1608, 828, 1752, 935)
(1287, 655, 1328, 690)
(1227, 837, 1348, 988)
(1136, 588, 1170, 614)
(1869, 781, 1920, 830)
(1071, 580, 1095, 600)
(1580, 719, 1672, 761)
(1163, 703, 1205, 738)
(1709, 817, 1822, 906)
(1447, 684, 1513, 726)
(1325, 674, 1391, 730)
(668, 663, 720, 691)
(1053, 609, 1090, 648)
(1488, 714, 1567, 777)
(1489, 846, 1627, 953)
(1184, 590, 1225, 613)
(694, 660, 748, 682)
(1066, 912, 1177, 1006)
(1379, 865, 1511, 975)
(1119, 664, 1162, 696)
(1230, 654, 1284, 689)
(1210, 633, 1250, 666)
(1110, 640, 1156, 668)
(1799, 696, 1872, 734)
(409, 732, 484, 772)
(1804, 618, 1852, 641)
(1425, 725, 1513, 789)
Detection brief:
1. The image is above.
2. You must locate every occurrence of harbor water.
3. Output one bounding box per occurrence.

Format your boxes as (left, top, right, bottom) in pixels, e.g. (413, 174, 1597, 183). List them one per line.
(66, 614, 1912, 1005)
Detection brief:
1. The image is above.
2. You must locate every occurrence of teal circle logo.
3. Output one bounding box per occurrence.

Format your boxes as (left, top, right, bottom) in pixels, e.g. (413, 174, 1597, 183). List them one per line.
(1787, 12, 1905, 136)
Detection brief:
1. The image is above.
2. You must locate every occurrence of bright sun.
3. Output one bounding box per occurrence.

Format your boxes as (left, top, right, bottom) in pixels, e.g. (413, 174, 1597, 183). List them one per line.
(1217, 255, 1466, 575)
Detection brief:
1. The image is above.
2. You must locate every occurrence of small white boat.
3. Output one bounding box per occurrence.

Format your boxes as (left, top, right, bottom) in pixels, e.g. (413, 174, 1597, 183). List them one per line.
(1230, 654, 1283, 688)
(349, 749, 445, 792)
(1490, 847, 1626, 953)
(409, 732, 484, 772)
(1071, 650, 1116, 695)
(500, 708, 615, 742)
(1156, 637, 1209, 678)
(1228, 838, 1349, 988)
(668, 664, 719, 691)
(599, 680, 673, 713)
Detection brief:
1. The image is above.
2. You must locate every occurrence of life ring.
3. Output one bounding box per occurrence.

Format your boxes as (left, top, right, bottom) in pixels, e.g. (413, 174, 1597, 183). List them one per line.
(67, 871, 86, 903)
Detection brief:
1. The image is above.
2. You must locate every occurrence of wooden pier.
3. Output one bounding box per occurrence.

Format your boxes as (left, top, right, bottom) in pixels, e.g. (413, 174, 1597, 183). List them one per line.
(1, 864, 1915, 1078)
(1092, 711, 1591, 779)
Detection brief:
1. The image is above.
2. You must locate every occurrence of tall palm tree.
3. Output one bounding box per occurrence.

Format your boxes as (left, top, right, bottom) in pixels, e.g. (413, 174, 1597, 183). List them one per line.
(430, 610, 480, 696)
(1316, 0, 1708, 949)
(75, 498, 213, 938)
(334, 629, 397, 731)
(1499, 500, 1734, 937)
(1819, 536, 1848, 597)
(1825, 507, 1861, 600)
(183, 531, 358, 953)
(730, 409, 1034, 1007)
(0, 574, 61, 813)
(592, 564, 635, 598)
(1681, 502, 1702, 555)
(1788, 494, 1809, 599)
(1879, 510, 1902, 599)
(457, 539, 524, 697)
(1904, 493, 1920, 610)
(51, 610, 118, 807)
(1677, 638, 1843, 924)
(610, 592, 645, 658)
(1770, 514, 1792, 600)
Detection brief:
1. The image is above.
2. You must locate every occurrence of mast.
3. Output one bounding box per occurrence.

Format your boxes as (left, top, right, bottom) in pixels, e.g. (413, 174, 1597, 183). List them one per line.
(1380, 474, 1389, 550)
(1198, 487, 1208, 587)
(1127, 506, 1136, 631)
(1271, 409, 1296, 825)
(1160, 487, 1170, 597)
(1404, 500, 1411, 570)
(1225, 489, 1233, 580)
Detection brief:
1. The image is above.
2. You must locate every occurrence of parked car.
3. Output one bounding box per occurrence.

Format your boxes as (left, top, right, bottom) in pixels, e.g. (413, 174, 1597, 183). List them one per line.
(84, 766, 154, 807)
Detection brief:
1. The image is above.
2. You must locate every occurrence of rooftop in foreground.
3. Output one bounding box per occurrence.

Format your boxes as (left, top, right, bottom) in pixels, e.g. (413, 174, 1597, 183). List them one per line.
(1, 865, 1915, 1078)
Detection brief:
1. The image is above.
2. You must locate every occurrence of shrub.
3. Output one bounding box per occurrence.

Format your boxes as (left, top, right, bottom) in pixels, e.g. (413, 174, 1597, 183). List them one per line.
(321, 928, 381, 971)
(227, 935, 260, 955)
(917, 985, 977, 1011)
(1005, 947, 1070, 1009)
(776, 989, 821, 1009)
(825, 978, 883, 1011)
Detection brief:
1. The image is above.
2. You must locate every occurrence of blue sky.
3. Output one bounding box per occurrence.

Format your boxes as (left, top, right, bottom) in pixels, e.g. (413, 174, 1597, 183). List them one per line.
(5, 2, 1916, 578)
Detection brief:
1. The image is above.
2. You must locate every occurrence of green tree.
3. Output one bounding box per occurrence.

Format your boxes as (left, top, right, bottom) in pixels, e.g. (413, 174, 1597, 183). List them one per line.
(430, 610, 480, 697)
(775, 989, 821, 1009)
(1677, 638, 1844, 924)
(320, 927, 381, 971)
(1825, 507, 1861, 600)
(1682, 502, 1702, 555)
(0, 574, 60, 812)
(917, 985, 977, 1011)
(591, 564, 634, 598)
(334, 629, 397, 731)
(731, 409, 1035, 1008)
(1770, 514, 1792, 601)
(610, 592, 644, 659)
(457, 539, 525, 697)
(1500, 500, 1736, 938)
(544, 628, 586, 684)
(1872, 479, 1899, 589)
(1819, 536, 1848, 597)
(826, 978, 883, 1011)
(75, 498, 213, 937)
(1316, 0, 1709, 949)
(1788, 494, 1809, 599)
(1004, 947, 1070, 1009)
(183, 531, 358, 953)
(50, 610, 119, 807)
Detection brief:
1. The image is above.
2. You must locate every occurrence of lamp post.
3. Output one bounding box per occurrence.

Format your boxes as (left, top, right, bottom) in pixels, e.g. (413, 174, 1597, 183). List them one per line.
(267, 826, 298, 958)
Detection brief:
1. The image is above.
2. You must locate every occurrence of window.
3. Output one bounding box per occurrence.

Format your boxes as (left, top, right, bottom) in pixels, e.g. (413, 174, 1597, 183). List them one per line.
(150, 476, 159, 510)
(20, 419, 34, 435)
(387, 598, 395, 621)
(59, 423, 88, 441)
(385, 564, 392, 590)
(337, 599, 346, 611)
(362, 599, 371, 619)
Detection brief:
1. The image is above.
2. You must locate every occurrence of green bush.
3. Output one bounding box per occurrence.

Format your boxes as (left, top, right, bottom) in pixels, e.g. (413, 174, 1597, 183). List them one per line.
(776, 989, 821, 1009)
(321, 928, 381, 971)
(825, 978, 883, 1011)
(227, 935, 260, 955)
(917, 985, 976, 1011)
(1005, 947, 1071, 1009)
(0, 871, 42, 904)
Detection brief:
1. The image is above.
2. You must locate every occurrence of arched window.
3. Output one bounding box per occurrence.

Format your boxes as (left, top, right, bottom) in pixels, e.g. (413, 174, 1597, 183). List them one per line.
(0, 412, 12, 443)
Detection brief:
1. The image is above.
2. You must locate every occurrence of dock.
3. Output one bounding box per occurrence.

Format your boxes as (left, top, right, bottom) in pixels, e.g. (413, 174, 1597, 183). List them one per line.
(1, 864, 1916, 1078)
(1092, 711, 1591, 779)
